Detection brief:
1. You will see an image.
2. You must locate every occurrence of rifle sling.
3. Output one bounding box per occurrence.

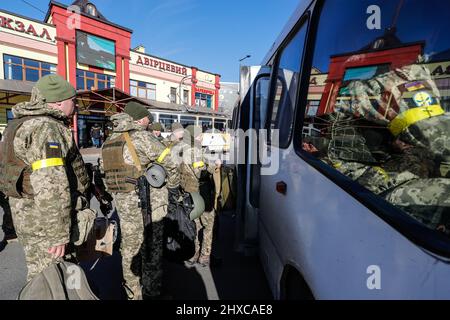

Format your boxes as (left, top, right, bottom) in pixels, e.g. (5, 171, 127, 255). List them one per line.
(123, 132, 142, 173)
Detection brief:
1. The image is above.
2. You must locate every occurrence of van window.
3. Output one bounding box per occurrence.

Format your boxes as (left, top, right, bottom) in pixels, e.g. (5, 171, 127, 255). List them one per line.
(255, 77, 271, 130)
(299, 0, 450, 237)
(214, 119, 226, 131)
(180, 116, 196, 128)
(159, 114, 177, 131)
(199, 117, 213, 132)
(269, 23, 308, 147)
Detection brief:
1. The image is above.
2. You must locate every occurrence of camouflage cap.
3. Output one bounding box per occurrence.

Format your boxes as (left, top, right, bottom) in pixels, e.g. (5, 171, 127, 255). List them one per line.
(124, 101, 153, 122)
(171, 122, 184, 132)
(35, 74, 76, 103)
(150, 122, 163, 131)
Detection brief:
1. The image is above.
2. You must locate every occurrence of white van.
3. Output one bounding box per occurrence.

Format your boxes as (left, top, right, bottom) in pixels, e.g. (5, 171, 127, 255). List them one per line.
(232, 0, 450, 299)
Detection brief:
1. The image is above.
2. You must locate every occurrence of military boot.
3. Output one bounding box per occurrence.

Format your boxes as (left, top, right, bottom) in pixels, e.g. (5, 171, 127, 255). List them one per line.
(187, 251, 200, 265)
(1, 229, 18, 244)
(198, 255, 210, 267)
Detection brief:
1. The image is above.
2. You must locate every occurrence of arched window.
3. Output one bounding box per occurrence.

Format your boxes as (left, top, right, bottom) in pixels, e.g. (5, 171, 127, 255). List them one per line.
(86, 3, 97, 17)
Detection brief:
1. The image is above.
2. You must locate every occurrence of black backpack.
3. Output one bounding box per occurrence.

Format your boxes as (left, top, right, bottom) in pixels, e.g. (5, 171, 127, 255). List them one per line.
(163, 193, 197, 262)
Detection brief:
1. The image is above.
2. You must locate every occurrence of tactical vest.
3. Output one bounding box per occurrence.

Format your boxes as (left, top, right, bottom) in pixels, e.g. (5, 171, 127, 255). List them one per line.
(180, 163, 200, 193)
(102, 134, 141, 193)
(0, 116, 90, 199)
(179, 146, 206, 193)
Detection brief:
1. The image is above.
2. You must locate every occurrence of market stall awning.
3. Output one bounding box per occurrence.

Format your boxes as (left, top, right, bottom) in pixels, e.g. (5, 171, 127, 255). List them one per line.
(76, 87, 150, 116)
(0, 79, 34, 95)
(0, 79, 34, 106)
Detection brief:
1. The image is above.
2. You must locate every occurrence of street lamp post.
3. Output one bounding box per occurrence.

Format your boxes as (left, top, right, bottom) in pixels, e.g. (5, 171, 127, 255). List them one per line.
(238, 55, 251, 95)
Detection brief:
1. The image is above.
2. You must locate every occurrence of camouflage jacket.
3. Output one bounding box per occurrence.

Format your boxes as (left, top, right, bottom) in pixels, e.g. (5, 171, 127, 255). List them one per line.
(178, 141, 216, 193)
(10, 87, 89, 246)
(161, 134, 178, 147)
(105, 113, 180, 208)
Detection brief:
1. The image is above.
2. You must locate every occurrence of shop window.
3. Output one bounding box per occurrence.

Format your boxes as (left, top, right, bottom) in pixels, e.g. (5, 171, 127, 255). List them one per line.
(195, 93, 212, 108)
(170, 87, 177, 104)
(214, 120, 226, 131)
(77, 69, 115, 90)
(86, 3, 97, 17)
(199, 117, 213, 132)
(183, 89, 189, 104)
(180, 116, 196, 128)
(306, 100, 320, 117)
(130, 80, 156, 100)
(159, 114, 177, 130)
(3, 54, 56, 82)
(298, 0, 450, 237)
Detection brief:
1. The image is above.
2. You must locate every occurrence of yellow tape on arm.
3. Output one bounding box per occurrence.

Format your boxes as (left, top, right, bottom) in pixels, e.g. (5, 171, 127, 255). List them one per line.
(157, 147, 171, 163)
(373, 166, 389, 182)
(388, 105, 445, 136)
(193, 161, 205, 169)
(31, 158, 64, 171)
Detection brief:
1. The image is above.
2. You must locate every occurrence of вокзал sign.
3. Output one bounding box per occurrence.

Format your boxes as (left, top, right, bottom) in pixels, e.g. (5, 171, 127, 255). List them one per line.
(0, 13, 55, 42)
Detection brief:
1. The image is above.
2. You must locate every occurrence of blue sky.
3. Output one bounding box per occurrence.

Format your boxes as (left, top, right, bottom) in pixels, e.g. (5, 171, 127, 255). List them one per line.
(2, 0, 300, 82)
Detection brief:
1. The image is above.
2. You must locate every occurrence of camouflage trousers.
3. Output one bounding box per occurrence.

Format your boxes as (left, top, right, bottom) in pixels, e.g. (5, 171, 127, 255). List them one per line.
(114, 192, 167, 300)
(9, 197, 56, 282)
(194, 210, 216, 257)
(384, 178, 450, 230)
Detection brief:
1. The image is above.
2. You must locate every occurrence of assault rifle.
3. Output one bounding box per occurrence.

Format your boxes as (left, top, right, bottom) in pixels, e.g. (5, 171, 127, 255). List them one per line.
(126, 175, 152, 258)
(85, 160, 113, 217)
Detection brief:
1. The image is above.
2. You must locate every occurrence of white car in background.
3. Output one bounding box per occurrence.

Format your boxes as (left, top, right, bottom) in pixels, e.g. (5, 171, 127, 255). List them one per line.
(161, 129, 230, 153)
(202, 131, 230, 153)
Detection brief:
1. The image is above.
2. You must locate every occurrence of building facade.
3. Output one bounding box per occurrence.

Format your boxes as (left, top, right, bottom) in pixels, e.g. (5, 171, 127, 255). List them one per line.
(0, 0, 222, 141)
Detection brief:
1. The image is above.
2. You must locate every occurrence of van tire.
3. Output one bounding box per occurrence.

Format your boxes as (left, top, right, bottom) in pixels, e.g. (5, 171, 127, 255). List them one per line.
(281, 266, 315, 300)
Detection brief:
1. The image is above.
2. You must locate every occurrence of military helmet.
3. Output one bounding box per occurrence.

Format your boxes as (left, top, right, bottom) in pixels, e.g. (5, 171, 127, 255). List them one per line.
(145, 163, 167, 188)
(188, 192, 205, 220)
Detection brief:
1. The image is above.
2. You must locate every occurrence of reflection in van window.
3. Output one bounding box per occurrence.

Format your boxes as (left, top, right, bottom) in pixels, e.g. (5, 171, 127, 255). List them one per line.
(301, 0, 450, 236)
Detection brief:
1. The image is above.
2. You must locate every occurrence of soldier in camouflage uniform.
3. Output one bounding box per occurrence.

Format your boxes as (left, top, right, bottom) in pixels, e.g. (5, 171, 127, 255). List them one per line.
(179, 125, 221, 267)
(162, 122, 185, 147)
(0, 75, 90, 281)
(149, 122, 164, 143)
(101, 102, 179, 299)
(337, 63, 449, 162)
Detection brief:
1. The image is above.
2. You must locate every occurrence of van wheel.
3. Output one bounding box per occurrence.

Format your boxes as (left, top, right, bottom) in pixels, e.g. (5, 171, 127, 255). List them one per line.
(281, 267, 315, 300)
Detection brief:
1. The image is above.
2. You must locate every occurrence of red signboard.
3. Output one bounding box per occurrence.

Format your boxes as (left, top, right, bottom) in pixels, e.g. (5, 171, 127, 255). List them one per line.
(196, 88, 215, 95)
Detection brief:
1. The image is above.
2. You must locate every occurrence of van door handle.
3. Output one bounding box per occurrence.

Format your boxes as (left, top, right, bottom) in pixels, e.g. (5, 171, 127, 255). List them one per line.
(276, 181, 287, 195)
